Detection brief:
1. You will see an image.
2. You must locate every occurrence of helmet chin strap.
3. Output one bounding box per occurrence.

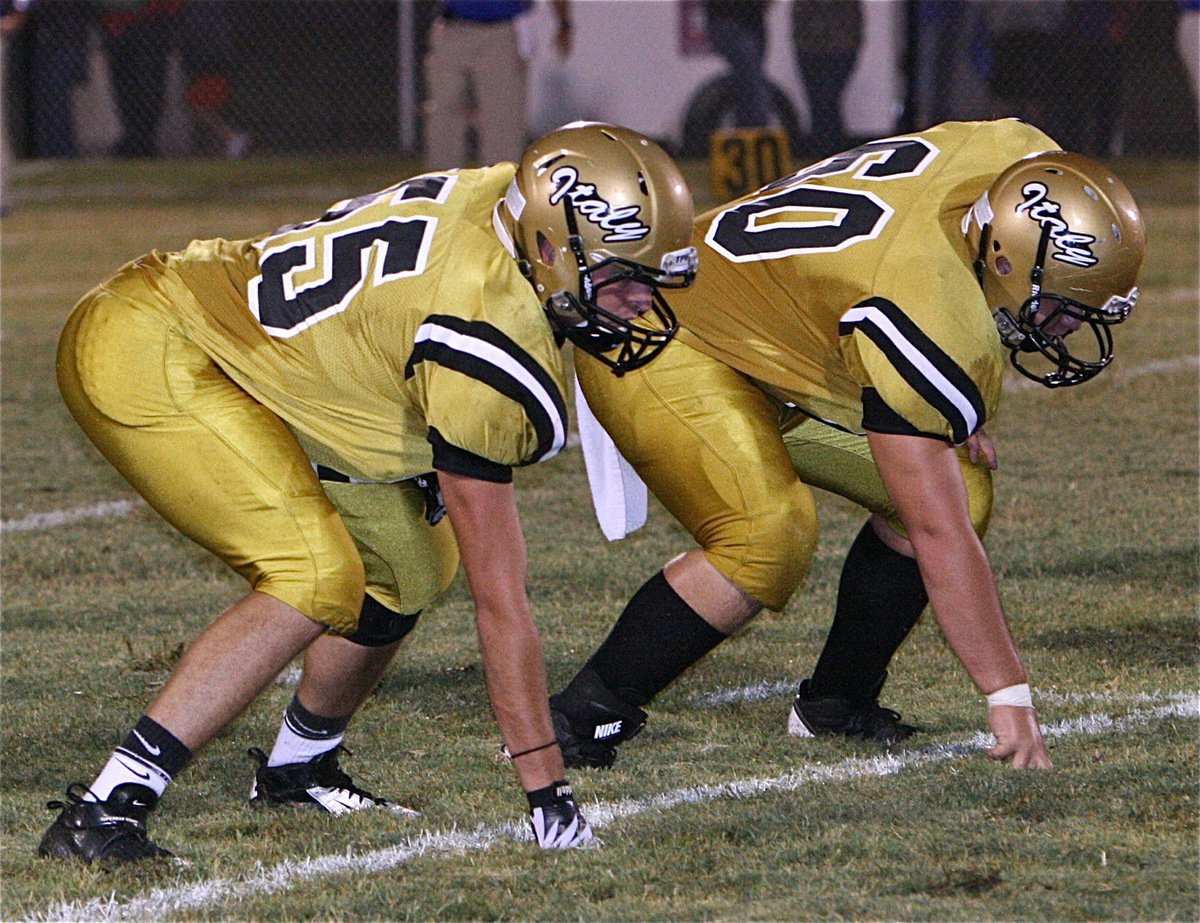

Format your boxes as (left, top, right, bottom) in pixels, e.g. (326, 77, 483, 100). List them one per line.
(972, 222, 992, 288)
(1027, 224, 1052, 302)
(561, 196, 590, 296)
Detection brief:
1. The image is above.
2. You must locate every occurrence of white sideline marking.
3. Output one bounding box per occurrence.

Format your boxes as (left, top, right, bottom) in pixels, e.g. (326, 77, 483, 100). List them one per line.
(274, 665, 303, 688)
(687, 682, 1186, 710)
(690, 679, 798, 708)
(0, 500, 141, 533)
(34, 696, 1197, 923)
(1003, 354, 1198, 393)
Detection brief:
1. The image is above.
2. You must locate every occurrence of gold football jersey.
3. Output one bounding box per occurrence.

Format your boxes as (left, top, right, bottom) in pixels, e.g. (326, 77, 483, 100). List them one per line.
(144, 166, 568, 482)
(675, 119, 1058, 443)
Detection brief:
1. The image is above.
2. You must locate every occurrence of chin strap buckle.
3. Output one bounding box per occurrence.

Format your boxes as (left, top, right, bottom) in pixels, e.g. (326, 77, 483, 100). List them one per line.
(994, 309, 1027, 350)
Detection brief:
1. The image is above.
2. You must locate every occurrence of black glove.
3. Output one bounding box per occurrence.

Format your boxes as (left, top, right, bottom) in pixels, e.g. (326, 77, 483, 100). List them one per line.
(527, 781, 595, 850)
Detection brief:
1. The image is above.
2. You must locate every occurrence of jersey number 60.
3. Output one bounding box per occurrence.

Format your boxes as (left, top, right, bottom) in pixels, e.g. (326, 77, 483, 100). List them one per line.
(706, 138, 939, 262)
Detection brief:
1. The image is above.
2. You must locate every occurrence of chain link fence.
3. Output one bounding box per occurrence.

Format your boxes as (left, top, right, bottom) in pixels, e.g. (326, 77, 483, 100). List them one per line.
(4, 0, 1196, 163)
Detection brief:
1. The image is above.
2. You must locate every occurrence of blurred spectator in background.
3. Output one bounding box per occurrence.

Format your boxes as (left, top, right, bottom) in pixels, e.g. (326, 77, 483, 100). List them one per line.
(1059, 0, 1137, 159)
(97, 0, 177, 157)
(702, 0, 771, 128)
(984, 1, 1069, 141)
(1178, 0, 1199, 114)
(423, 0, 572, 171)
(1176, 0, 1195, 135)
(26, 0, 94, 159)
(791, 0, 861, 156)
(912, 0, 963, 128)
(1, 0, 30, 213)
(177, 1, 249, 158)
(97, 0, 247, 158)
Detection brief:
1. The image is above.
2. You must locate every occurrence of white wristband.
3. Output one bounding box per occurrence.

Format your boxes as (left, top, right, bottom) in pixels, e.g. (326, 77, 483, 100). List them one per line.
(986, 683, 1033, 708)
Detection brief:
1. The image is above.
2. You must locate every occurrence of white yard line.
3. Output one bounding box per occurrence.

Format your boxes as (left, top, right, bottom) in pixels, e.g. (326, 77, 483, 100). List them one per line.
(33, 695, 1198, 923)
(0, 499, 142, 533)
(1003, 354, 1198, 393)
(687, 681, 1186, 710)
(689, 679, 799, 708)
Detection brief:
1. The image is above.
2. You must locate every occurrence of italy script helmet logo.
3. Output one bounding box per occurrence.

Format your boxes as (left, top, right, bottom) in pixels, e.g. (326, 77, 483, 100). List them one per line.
(548, 166, 651, 242)
(1015, 182, 1099, 268)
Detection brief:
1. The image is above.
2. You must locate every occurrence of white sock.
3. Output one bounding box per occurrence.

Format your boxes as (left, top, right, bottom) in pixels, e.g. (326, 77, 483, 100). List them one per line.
(267, 720, 343, 767)
(88, 750, 171, 802)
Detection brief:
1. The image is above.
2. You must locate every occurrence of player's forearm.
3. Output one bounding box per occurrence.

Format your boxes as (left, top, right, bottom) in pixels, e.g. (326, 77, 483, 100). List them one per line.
(913, 533, 1029, 694)
(439, 473, 566, 790)
(474, 601, 564, 790)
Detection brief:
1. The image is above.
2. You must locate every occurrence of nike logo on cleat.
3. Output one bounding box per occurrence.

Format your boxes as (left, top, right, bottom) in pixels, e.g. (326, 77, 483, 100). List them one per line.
(594, 720, 623, 740)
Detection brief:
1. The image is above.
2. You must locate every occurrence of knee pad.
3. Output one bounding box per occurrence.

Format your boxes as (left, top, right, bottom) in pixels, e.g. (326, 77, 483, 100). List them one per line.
(340, 593, 420, 647)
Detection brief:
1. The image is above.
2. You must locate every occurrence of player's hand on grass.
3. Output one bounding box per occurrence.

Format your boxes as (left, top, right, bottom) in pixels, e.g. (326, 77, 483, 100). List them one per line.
(528, 781, 596, 849)
(987, 704, 1052, 769)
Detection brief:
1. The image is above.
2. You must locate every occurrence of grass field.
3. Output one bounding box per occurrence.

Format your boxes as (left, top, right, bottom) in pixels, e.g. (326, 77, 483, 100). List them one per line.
(1, 154, 1197, 922)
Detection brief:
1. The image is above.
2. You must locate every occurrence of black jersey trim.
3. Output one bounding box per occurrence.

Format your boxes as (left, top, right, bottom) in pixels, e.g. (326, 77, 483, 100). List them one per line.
(839, 297, 986, 444)
(428, 428, 513, 483)
(861, 388, 945, 440)
(405, 315, 567, 465)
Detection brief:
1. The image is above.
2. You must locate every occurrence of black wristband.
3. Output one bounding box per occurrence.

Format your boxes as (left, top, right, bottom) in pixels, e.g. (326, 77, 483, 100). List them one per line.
(526, 780, 573, 809)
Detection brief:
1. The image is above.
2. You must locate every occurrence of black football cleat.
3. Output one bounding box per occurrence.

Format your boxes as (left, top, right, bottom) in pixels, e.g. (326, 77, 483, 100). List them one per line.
(37, 782, 173, 864)
(248, 746, 418, 817)
(550, 666, 648, 769)
(788, 677, 917, 744)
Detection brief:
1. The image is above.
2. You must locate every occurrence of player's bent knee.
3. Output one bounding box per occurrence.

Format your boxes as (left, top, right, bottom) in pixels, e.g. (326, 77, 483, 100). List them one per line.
(340, 594, 421, 647)
(706, 498, 817, 613)
(313, 553, 368, 635)
(257, 544, 366, 637)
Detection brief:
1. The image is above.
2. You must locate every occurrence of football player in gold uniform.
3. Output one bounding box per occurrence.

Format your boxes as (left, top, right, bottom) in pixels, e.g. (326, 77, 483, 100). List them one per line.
(550, 119, 1145, 770)
(39, 122, 698, 861)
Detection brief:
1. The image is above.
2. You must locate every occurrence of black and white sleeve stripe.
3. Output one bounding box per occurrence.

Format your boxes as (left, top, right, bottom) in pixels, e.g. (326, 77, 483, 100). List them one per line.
(839, 297, 987, 444)
(404, 314, 567, 464)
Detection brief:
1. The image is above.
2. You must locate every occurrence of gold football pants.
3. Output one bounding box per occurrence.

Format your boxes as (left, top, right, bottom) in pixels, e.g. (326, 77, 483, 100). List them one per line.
(576, 337, 993, 612)
(56, 256, 458, 634)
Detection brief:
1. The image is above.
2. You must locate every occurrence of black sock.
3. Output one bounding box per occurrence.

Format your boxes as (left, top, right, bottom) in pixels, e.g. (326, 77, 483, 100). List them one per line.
(89, 714, 193, 800)
(586, 570, 727, 707)
(121, 715, 193, 779)
(809, 521, 928, 702)
(285, 694, 351, 741)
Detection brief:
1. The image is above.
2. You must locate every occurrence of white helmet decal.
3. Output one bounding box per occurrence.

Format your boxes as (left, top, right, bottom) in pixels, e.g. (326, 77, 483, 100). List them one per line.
(547, 166, 651, 243)
(1015, 181, 1099, 268)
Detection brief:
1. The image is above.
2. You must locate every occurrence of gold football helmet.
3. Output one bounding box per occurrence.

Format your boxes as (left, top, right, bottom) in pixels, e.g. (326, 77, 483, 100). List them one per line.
(965, 151, 1146, 387)
(499, 122, 698, 375)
